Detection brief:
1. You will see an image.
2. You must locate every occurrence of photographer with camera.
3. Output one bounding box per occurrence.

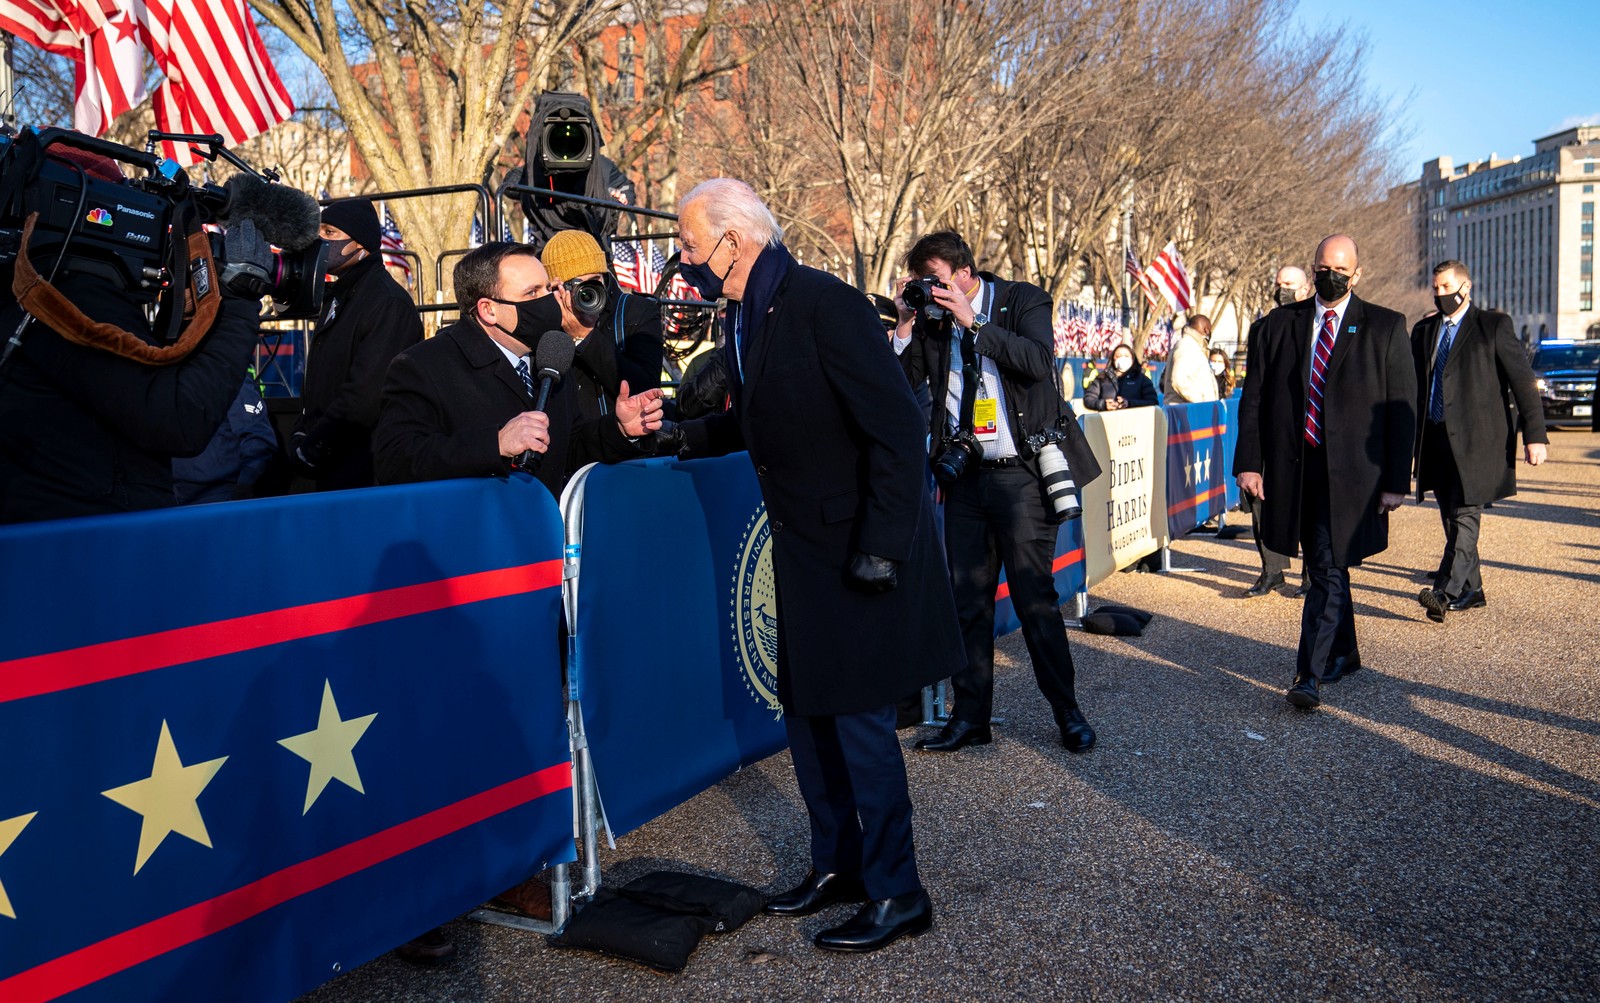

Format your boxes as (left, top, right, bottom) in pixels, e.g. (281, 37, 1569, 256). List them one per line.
(0, 134, 292, 524)
(290, 199, 423, 491)
(896, 231, 1102, 755)
(538, 228, 663, 424)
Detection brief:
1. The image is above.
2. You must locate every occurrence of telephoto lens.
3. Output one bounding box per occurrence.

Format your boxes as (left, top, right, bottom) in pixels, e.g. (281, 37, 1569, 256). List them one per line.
(565, 276, 608, 315)
(1037, 441, 1081, 521)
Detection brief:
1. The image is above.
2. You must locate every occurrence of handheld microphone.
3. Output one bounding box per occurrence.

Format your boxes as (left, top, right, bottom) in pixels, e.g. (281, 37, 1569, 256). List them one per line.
(514, 329, 576, 474)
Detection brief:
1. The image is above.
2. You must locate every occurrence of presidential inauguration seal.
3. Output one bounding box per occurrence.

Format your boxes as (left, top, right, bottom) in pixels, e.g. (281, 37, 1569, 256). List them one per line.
(731, 505, 782, 718)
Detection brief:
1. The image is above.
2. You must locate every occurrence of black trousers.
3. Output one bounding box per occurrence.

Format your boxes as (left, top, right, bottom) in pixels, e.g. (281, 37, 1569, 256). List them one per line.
(1419, 422, 1483, 597)
(1297, 446, 1357, 680)
(944, 465, 1078, 724)
(1241, 490, 1290, 578)
(785, 705, 922, 900)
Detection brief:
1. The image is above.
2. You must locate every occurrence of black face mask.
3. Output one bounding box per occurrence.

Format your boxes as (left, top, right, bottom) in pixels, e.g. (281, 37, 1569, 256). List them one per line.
(1313, 268, 1351, 303)
(678, 233, 730, 300)
(1433, 289, 1466, 316)
(1275, 286, 1301, 307)
(324, 237, 361, 274)
(511, 295, 566, 347)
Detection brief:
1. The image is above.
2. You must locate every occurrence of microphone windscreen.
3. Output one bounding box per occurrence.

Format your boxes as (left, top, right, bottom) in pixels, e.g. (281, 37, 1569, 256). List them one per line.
(220, 174, 323, 251)
(534, 328, 576, 378)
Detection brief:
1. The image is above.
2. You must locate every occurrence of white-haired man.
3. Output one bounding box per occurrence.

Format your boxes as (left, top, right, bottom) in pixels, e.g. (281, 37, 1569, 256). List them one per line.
(664, 178, 964, 953)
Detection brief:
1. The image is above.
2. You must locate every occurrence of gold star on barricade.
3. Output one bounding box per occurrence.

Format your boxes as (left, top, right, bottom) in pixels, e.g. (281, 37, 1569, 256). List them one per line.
(278, 680, 376, 814)
(0, 811, 38, 919)
(103, 722, 228, 875)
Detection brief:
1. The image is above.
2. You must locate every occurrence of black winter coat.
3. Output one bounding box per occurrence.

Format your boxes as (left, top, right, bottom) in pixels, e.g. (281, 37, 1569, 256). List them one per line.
(0, 274, 261, 523)
(1411, 305, 1546, 505)
(373, 319, 643, 498)
(295, 255, 422, 489)
(1082, 367, 1159, 410)
(1233, 295, 1417, 566)
(570, 291, 663, 424)
(681, 260, 964, 717)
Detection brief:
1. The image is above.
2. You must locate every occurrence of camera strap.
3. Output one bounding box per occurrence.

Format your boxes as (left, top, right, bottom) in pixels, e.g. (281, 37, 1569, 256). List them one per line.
(955, 326, 981, 435)
(10, 205, 221, 365)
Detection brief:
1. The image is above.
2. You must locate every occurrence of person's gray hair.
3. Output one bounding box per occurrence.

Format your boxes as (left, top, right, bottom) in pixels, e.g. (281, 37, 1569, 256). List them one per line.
(681, 178, 783, 248)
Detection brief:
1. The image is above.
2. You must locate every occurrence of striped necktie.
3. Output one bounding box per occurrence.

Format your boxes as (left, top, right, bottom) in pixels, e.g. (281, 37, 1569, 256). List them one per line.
(1304, 309, 1336, 447)
(515, 358, 535, 401)
(1428, 320, 1456, 423)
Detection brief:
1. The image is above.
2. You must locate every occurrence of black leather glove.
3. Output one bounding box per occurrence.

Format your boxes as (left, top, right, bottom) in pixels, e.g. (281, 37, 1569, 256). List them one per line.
(215, 219, 276, 300)
(654, 419, 688, 457)
(845, 551, 899, 594)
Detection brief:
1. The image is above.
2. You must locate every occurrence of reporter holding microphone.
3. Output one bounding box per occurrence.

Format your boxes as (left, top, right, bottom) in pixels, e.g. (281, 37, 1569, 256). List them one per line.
(374, 241, 661, 500)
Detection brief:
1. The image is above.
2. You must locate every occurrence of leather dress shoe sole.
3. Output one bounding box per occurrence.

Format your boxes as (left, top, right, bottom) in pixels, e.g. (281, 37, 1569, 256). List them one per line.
(914, 721, 992, 753)
(1418, 589, 1447, 623)
(814, 891, 933, 953)
(1286, 677, 1320, 709)
(1447, 590, 1487, 612)
(764, 871, 867, 917)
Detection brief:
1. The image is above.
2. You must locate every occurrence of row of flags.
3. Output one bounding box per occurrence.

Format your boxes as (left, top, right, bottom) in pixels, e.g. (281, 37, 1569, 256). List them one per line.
(1051, 303, 1177, 359)
(0, 0, 294, 164)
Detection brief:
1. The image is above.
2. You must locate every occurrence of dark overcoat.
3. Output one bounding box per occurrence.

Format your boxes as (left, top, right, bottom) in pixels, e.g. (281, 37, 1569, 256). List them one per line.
(682, 263, 964, 717)
(373, 318, 640, 498)
(920, 274, 1102, 499)
(1411, 305, 1546, 505)
(1233, 295, 1417, 567)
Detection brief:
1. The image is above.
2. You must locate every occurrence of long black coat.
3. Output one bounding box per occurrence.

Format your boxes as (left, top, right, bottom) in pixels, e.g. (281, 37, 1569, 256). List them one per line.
(296, 255, 423, 489)
(919, 273, 1102, 497)
(373, 318, 641, 498)
(1411, 305, 1546, 505)
(681, 263, 964, 717)
(1234, 295, 1417, 567)
(0, 274, 260, 523)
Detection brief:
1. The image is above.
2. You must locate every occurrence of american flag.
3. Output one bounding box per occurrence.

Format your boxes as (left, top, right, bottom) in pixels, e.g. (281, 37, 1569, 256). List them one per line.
(611, 239, 640, 292)
(636, 241, 668, 296)
(1143, 241, 1195, 314)
(1145, 316, 1176, 358)
(379, 204, 411, 286)
(469, 215, 485, 248)
(1052, 309, 1071, 358)
(1126, 245, 1159, 308)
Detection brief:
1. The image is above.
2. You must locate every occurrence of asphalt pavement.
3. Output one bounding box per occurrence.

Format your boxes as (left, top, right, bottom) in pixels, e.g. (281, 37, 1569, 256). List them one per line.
(303, 429, 1600, 1003)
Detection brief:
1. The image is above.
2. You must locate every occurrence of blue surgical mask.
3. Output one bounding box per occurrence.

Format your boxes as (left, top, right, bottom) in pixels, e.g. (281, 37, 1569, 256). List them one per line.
(678, 233, 729, 300)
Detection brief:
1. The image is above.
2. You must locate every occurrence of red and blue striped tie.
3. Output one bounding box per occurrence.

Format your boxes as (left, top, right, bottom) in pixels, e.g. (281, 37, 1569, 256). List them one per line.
(1304, 309, 1337, 446)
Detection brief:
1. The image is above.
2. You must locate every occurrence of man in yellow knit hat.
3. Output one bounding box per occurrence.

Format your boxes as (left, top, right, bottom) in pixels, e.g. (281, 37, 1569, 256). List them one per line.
(540, 229, 664, 425)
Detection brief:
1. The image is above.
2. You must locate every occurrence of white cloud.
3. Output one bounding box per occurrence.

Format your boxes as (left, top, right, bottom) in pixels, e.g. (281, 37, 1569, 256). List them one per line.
(1555, 112, 1600, 130)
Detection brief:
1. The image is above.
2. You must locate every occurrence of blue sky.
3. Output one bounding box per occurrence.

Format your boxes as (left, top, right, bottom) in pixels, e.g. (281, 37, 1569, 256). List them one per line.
(1297, 0, 1600, 178)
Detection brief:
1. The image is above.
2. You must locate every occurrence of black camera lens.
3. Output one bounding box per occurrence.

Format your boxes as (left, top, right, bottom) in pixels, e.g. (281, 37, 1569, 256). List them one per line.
(566, 276, 608, 316)
(546, 123, 588, 162)
(902, 280, 929, 310)
(932, 433, 979, 487)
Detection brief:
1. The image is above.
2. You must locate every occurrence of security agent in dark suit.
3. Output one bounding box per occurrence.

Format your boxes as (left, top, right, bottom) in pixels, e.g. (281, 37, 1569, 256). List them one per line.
(291, 199, 423, 491)
(895, 231, 1102, 755)
(665, 178, 963, 954)
(373, 242, 662, 500)
(1412, 260, 1547, 623)
(1234, 234, 1417, 710)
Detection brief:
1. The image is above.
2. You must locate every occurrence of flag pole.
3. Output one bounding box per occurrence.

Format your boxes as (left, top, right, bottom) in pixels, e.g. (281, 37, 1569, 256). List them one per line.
(1119, 191, 1133, 346)
(0, 34, 15, 133)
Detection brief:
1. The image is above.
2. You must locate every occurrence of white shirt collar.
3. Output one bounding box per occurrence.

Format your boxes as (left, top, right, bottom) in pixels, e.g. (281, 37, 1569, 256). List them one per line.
(1313, 295, 1351, 333)
(1442, 301, 1469, 327)
(490, 334, 529, 370)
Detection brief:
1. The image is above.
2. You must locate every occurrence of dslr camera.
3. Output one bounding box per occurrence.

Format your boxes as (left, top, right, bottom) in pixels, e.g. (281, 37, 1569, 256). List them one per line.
(901, 276, 948, 322)
(563, 275, 608, 317)
(933, 428, 981, 487)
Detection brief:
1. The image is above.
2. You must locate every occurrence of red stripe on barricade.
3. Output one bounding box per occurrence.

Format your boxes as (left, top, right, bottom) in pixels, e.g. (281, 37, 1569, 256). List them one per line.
(995, 548, 1084, 602)
(1169, 485, 1227, 516)
(0, 561, 562, 703)
(0, 763, 573, 1003)
(1166, 424, 1227, 444)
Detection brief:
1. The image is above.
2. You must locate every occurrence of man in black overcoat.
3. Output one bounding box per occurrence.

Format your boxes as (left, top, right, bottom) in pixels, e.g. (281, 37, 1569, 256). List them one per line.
(373, 242, 660, 499)
(895, 231, 1103, 755)
(1233, 234, 1417, 710)
(1412, 260, 1546, 623)
(666, 178, 963, 954)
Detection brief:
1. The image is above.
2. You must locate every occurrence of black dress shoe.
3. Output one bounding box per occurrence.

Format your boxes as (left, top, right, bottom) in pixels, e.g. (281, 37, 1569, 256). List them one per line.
(1286, 672, 1320, 709)
(1292, 581, 1310, 598)
(814, 890, 933, 953)
(914, 719, 991, 752)
(1418, 588, 1447, 623)
(763, 870, 867, 916)
(1243, 572, 1285, 598)
(1322, 652, 1362, 684)
(1447, 588, 1486, 611)
(1054, 707, 1096, 753)
(394, 927, 456, 967)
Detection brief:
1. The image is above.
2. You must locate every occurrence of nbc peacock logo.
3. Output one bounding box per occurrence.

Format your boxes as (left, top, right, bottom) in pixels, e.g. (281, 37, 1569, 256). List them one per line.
(730, 505, 781, 719)
(85, 208, 113, 226)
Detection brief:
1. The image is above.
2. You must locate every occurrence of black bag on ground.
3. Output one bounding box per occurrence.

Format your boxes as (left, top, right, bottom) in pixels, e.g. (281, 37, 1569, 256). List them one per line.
(1080, 604, 1153, 636)
(548, 871, 763, 972)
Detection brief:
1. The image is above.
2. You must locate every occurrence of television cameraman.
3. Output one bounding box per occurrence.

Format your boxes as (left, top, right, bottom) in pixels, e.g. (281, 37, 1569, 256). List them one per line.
(896, 230, 1103, 755)
(0, 142, 276, 525)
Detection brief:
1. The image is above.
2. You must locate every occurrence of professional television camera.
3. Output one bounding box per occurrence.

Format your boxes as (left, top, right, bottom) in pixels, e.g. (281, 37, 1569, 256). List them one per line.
(0, 127, 325, 369)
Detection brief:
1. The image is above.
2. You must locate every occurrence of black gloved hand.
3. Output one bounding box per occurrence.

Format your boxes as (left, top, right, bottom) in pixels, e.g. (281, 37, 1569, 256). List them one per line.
(654, 420, 688, 458)
(215, 219, 275, 300)
(845, 551, 899, 594)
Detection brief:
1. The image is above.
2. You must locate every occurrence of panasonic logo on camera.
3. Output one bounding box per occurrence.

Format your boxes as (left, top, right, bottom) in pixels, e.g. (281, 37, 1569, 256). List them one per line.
(115, 204, 156, 219)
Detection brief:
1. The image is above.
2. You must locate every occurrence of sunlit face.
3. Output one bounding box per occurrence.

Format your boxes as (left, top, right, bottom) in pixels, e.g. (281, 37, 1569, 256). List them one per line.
(915, 257, 977, 297)
(1432, 269, 1470, 299)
